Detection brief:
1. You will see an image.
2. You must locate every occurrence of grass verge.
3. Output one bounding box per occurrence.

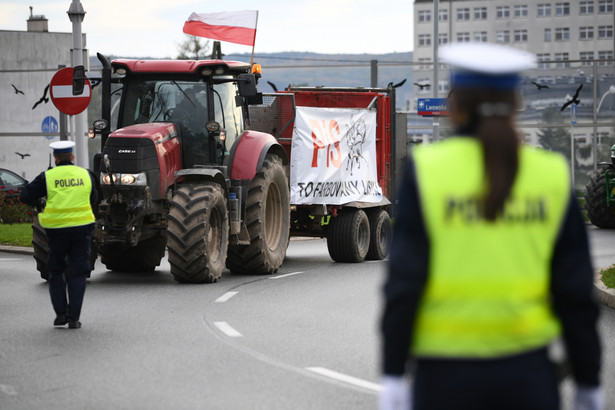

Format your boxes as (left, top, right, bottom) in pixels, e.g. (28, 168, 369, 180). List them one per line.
(600, 265, 615, 289)
(0, 223, 33, 247)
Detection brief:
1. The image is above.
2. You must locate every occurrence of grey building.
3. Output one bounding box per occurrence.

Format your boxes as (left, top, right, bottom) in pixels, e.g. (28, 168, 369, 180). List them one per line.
(0, 9, 87, 180)
(413, 0, 614, 96)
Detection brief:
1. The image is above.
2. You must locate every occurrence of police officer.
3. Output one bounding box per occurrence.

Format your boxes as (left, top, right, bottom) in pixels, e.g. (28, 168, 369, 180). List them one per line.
(380, 43, 602, 410)
(21, 141, 97, 329)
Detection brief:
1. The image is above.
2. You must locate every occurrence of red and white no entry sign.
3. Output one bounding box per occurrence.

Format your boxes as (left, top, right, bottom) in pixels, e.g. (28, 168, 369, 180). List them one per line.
(50, 67, 92, 115)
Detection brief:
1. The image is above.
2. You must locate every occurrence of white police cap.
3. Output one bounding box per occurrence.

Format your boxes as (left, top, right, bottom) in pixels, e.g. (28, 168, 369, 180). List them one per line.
(49, 140, 75, 153)
(440, 42, 536, 74)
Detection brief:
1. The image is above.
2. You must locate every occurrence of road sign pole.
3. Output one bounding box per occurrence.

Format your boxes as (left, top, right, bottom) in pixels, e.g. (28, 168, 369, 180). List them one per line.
(68, 0, 88, 168)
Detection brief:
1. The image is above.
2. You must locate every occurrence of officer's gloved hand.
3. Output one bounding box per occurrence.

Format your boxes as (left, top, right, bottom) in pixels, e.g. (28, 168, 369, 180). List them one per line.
(379, 375, 411, 410)
(573, 385, 604, 410)
(35, 198, 46, 213)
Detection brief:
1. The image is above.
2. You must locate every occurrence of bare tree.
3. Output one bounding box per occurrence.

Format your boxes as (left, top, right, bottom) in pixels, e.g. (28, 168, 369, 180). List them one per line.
(177, 35, 211, 60)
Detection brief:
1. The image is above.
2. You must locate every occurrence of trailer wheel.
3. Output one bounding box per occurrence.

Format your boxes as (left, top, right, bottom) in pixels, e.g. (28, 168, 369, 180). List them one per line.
(32, 214, 97, 281)
(167, 182, 228, 283)
(585, 167, 615, 229)
(227, 154, 290, 275)
(365, 208, 391, 260)
(327, 209, 370, 263)
(99, 234, 166, 273)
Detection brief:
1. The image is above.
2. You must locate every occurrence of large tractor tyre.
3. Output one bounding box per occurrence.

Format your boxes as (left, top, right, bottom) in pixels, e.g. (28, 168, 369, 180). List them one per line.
(167, 182, 229, 283)
(99, 234, 166, 273)
(365, 208, 392, 260)
(32, 214, 97, 281)
(326, 209, 370, 263)
(585, 167, 615, 229)
(227, 154, 290, 275)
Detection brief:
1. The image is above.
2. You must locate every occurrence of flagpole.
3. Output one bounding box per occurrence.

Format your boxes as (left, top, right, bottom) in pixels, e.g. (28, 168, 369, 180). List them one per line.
(250, 11, 259, 66)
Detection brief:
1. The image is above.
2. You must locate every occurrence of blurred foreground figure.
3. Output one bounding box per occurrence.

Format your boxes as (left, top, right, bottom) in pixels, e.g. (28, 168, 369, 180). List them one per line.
(380, 43, 602, 410)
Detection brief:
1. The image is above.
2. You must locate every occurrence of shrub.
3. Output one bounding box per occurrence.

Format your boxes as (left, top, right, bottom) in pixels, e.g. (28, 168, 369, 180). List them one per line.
(0, 191, 33, 224)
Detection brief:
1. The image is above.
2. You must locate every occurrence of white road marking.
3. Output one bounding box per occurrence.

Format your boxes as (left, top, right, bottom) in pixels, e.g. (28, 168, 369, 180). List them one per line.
(269, 271, 304, 280)
(306, 367, 381, 392)
(214, 321, 243, 337)
(215, 291, 238, 303)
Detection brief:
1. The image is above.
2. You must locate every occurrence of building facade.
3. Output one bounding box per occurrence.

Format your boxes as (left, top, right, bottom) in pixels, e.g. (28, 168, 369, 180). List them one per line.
(413, 0, 614, 95)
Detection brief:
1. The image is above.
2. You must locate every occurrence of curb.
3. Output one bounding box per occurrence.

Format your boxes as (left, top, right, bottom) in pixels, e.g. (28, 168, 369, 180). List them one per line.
(2, 244, 615, 309)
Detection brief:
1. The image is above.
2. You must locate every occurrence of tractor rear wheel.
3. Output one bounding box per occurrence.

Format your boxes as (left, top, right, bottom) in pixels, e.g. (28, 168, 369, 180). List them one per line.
(227, 154, 290, 275)
(585, 167, 615, 229)
(365, 208, 391, 260)
(327, 209, 370, 263)
(167, 182, 229, 283)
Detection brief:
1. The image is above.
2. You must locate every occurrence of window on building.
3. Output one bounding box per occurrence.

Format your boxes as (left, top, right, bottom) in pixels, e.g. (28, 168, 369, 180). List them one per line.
(473, 31, 488, 42)
(555, 52, 570, 67)
(544, 28, 552, 41)
(538, 4, 552, 16)
(514, 5, 529, 17)
(439, 8, 448, 22)
(514, 29, 529, 42)
(474, 7, 487, 19)
(555, 2, 570, 15)
(418, 10, 431, 23)
(537, 53, 551, 69)
(599, 0, 614, 13)
(438, 33, 448, 45)
(457, 8, 470, 20)
(580, 1, 594, 13)
(580, 51, 594, 66)
(496, 6, 510, 18)
(555, 27, 570, 40)
(457, 32, 471, 42)
(418, 58, 431, 70)
(598, 25, 614, 39)
(598, 51, 614, 65)
(418, 34, 431, 47)
(496, 31, 510, 43)
(438, 81, 450, 93)
(580, 27, 594, 39)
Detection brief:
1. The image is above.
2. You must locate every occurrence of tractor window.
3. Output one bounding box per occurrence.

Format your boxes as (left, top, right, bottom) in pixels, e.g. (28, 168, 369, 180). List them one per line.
(213, 80, 245, 154)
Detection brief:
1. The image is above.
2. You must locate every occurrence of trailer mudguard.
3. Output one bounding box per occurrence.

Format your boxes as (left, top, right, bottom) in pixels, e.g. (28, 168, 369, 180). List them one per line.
(228, 130, 287, 181)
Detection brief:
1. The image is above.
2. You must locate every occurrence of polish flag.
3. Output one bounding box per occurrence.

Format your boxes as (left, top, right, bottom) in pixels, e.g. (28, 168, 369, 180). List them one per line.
(183, 10, 258, 46)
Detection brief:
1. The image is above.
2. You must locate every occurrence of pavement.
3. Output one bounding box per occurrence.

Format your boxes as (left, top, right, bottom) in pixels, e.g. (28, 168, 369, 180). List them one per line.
(3, 244, 615, 309)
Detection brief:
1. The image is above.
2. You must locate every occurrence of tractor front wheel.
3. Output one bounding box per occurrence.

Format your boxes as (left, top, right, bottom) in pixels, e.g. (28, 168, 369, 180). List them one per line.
(585, 167, 615, 229)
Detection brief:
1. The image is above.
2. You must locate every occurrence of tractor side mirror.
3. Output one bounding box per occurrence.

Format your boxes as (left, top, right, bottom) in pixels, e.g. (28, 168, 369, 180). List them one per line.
(72, 65, 85, 95)
(237, 73, 257, 97)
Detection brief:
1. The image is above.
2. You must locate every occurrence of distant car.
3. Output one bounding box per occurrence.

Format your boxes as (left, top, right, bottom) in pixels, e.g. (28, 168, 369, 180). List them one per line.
(0, 168, 28, 200)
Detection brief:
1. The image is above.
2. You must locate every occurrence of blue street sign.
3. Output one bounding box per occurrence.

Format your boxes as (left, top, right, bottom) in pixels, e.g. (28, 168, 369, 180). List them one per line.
(417, 98, 449, 116)
(42, 116, 58, 140)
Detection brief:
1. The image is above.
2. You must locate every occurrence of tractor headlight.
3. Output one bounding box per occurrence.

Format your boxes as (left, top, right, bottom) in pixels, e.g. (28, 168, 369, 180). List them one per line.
(100, 172, 147, 186)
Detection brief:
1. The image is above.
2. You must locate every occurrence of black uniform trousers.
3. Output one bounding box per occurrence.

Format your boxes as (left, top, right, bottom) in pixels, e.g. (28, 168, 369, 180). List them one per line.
(46, 225, 93, 321)
(413, 348, 560, 410)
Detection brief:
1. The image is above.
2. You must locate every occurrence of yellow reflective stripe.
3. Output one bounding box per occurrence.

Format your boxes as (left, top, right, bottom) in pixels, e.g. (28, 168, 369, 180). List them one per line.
(41, 206, 92, 214)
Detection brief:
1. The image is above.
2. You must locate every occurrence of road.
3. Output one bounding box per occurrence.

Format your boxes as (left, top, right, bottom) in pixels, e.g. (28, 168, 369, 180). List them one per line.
(0, 229, 614, 409)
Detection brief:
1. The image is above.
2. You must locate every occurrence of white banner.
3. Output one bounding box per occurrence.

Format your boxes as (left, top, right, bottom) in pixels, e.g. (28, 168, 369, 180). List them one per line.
(290, 106, 383, 205)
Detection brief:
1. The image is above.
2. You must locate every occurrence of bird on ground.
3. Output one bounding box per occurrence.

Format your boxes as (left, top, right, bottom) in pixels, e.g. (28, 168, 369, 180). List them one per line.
(560, 84, 583, 111)
(531, 81, 549, 90)
(12, 84, 24, 95)
(15, 152, 30, 159)
(32, 84, 50, 110)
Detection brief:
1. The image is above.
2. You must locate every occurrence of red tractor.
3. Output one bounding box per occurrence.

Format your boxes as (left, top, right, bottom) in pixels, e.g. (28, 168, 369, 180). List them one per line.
(82, 53, 290, 283)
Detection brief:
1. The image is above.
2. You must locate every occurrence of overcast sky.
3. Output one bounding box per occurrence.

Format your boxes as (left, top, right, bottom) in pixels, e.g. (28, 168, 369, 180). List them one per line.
(1, 1, 414, 58)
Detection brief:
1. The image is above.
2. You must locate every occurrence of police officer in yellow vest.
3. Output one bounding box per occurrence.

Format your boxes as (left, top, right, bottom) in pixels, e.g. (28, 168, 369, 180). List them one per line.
(380, 43, 602, 410)
(21, 141, 97, 329)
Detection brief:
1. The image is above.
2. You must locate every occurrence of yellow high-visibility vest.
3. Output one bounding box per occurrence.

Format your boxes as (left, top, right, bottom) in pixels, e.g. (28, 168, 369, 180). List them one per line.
(411, 137, 569, 358)
(39, 165, 95, 229)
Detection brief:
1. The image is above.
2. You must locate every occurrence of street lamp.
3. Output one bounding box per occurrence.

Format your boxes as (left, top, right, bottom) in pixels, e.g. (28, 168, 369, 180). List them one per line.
(597, 85, 615, 113)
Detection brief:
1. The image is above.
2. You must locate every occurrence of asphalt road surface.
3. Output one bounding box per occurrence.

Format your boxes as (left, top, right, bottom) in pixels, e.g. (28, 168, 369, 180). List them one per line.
(1, 229, 614, 409)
